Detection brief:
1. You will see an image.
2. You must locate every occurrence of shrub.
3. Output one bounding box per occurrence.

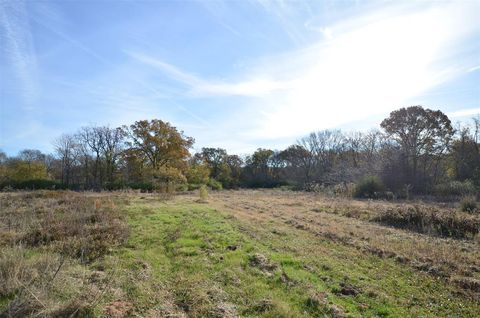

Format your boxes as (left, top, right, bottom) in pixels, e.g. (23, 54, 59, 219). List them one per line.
(434, 180, 476, 197)
(460, 196, 478, 213)
(373, 204, 480, 239)
(207, 179, 223, 190)
(333, 182, 356, 198)
(176, 183, 189, 192)
(199, 185, 209, 201)
(188, 183, 203, 191)
(354, 176, 384, 198)
(128, 182, 154, 192)
(1, 179, 66, 190)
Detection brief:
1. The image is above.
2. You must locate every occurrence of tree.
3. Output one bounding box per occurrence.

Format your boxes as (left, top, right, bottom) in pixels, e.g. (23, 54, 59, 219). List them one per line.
(5, 159, 48, 182)
(0, 151, 7, 183)
(77, 126, 104, 189)
(186, 161, 210, 185)
(225, 155, 243, 188)
(99, 126, 125, 185)
(197, 148, 228, 180)
(381, 106, 453, 190)
(280, 145, 315, 185)
(243, 148, 277, 187)
(298, 130, 344, 183)
(124, 120, 194, 170)
(54, 134, 79, 187)
(450, 123, 480, 186)
(18, 149, 46, 163)
(123, 120, 194, 189)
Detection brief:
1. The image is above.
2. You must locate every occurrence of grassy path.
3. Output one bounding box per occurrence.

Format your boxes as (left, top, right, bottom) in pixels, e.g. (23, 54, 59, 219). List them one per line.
(107, 196, 479, 317)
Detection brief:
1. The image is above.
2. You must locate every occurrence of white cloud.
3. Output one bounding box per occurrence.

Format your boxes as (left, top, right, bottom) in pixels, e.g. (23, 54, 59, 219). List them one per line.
(468, 65, 480, 72)
(0, 0, 39, 105)
(128, 1, 480, 146)
(448, 108, 480, 119)
(247, 1, 480, 139)
(127, 51, 291, 97)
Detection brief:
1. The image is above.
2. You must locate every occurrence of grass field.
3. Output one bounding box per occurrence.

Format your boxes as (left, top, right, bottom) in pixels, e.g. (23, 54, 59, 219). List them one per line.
(1, 190, 479, 317)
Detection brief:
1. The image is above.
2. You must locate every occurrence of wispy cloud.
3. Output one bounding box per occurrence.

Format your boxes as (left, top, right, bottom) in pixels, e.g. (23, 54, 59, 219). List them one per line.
(127, 51, 290, 97)
(242, 1, 480, 139)
(448, 108, 480, 119)
(468, 65, 480, 73)
(128, 1, 480, 142)
(252, 0, 313, 45)
(0, 0, 38, 105)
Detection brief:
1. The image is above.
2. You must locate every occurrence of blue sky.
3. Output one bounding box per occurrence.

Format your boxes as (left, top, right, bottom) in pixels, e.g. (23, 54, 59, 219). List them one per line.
(1, 0, 479, 156)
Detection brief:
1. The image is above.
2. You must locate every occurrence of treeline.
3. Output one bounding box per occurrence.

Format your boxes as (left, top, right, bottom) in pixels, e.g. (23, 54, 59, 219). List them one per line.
(1, 106, 479, 198)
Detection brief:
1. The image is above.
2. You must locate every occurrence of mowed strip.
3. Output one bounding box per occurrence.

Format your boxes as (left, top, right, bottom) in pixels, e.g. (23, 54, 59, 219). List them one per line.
(113, 194, 480, 317)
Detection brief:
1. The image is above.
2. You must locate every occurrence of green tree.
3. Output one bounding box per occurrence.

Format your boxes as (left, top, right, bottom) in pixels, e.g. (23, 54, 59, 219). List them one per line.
(124, 119, 194, 170)
(186, 162, 210, 185)
(6, 160, 48, 182)
(123, 120, 194, 189)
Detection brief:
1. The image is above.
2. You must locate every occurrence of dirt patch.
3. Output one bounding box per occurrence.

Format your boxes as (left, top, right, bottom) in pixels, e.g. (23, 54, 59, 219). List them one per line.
(337, 282, 361, 296)
(451, 277, 480, 293)
(249, 253, 277, 272)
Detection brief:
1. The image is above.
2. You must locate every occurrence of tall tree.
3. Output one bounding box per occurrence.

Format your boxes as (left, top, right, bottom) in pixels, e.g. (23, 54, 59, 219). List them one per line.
(450, 124, 480, 185)
(53, 134, 79, 187)
(280, 145, 315, 185)
(381, 106, 453, 190)
(99, 126, 125, 185)
(197, 148, 228, 180)
(123, 119, 194, 180)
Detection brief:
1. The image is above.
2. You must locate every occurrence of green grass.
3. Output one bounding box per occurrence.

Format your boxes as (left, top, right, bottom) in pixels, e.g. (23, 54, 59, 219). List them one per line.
(102, 197, 479, 317)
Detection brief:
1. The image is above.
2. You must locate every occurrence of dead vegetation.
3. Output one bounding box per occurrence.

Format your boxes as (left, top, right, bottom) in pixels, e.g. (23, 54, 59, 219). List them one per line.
(0, 191, 129, 317)
(372, 204, 479, 239)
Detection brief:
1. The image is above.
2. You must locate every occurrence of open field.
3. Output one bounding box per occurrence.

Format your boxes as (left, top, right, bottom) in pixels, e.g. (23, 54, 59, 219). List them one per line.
(1, 190, 479, 317)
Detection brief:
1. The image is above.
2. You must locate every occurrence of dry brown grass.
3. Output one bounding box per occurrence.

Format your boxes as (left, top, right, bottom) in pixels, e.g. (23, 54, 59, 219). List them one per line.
(0, 191, 130, 317)
(0, 191, 129, 262)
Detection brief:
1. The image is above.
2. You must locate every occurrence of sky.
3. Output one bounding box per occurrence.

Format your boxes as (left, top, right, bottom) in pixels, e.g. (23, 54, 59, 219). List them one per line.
(1, 0, 479, 156)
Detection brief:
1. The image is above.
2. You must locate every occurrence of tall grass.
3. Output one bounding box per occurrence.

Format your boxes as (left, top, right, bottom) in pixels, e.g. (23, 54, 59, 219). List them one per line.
(0, 191, 129, 317)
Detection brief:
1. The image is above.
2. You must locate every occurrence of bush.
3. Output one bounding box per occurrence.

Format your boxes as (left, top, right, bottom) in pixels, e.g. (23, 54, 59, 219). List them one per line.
(207, 179, 223, 190)
(128, 182, 154, 192)
(1, 179, 66, 190)
(176, 183, 189, 192)
(435, 180, 476, 197)
(460, 196, 478, 213)
(373, 204, 480, 239)
(188, 183, 203, 191)
(199, 185, 209, 201)
(354, 176, 384, 198)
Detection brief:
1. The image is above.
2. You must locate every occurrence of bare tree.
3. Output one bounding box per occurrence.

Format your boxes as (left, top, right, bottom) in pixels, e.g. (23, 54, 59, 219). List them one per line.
(99, 126, 125, 186)
(53, 134, 79, 187)
(78, 126, 104, 189)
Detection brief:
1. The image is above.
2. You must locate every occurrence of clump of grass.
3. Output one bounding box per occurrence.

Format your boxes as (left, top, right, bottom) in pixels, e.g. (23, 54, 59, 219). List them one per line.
(373, 204, 480, 239)
(460, 196, 478, 213)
